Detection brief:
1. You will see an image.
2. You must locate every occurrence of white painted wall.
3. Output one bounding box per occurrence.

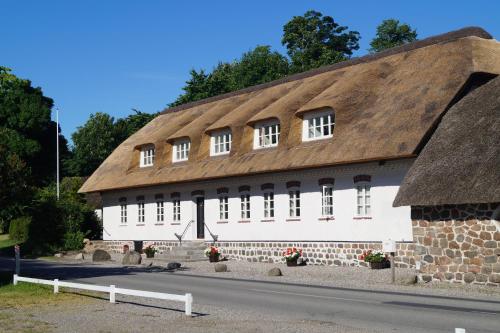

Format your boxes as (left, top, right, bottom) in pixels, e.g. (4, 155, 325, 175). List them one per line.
(101, 159, 413, 242)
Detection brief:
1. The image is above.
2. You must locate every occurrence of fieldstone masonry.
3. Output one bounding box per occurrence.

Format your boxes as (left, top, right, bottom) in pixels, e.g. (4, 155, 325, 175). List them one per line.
(213, 241, 413, 267)
(411, 203, 500, 286)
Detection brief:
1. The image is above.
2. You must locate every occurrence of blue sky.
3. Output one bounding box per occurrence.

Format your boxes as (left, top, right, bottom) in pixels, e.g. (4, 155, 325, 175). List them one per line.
(1, 1, 499, 144)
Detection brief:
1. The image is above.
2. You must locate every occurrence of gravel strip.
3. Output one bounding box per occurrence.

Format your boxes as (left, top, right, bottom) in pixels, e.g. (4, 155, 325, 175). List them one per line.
(1, 293, 384, 333)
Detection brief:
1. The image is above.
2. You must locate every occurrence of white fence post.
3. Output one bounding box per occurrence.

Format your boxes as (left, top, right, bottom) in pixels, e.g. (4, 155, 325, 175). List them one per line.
(455, 329, 466, 333)
(110, 285, 116, 303)
(54, 279, 59, 293)
(13, 274, 18, 286)
(185, 293, 193, 316)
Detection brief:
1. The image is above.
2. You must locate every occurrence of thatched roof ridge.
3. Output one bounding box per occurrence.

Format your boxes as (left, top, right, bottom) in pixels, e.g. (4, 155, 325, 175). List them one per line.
(78, 27, 500, 194)
(161, 27, 492, 115)
(394, 75, 500, 206)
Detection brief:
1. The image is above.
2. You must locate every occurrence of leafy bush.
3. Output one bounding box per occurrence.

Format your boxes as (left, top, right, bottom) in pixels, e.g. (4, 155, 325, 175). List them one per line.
(8, 216, 31, 242)
(24, 177, 100, 255)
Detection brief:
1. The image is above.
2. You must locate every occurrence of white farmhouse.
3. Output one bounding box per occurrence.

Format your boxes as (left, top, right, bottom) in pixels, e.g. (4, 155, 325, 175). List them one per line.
(80, 27, 500, 267)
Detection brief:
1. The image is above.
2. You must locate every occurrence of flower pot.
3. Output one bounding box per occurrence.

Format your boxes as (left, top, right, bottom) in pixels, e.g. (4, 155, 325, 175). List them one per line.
(146, 253, 154, 258)
(286, 258, 298, 267)
(369, 261, 388, 269)
(209, 255, 219, 263)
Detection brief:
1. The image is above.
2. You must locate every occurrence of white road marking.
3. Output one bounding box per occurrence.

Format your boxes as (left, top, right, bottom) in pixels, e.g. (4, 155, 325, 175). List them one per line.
(249, 288, 380, 304)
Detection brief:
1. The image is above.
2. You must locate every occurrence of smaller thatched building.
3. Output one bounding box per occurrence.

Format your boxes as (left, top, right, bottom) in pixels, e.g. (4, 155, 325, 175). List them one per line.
(394, 76, 500, 285)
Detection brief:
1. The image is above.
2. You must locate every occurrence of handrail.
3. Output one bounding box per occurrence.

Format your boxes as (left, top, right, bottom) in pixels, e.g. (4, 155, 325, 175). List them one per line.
(204, 222, 218, 244)
(174, 220, 194, 245)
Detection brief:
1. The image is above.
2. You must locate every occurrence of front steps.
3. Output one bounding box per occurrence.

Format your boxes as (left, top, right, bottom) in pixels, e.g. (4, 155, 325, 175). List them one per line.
(155, 240, 208, 262)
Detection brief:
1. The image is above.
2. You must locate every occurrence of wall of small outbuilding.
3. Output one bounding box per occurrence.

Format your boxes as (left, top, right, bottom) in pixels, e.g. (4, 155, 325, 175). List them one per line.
(411, 203, 500, 286)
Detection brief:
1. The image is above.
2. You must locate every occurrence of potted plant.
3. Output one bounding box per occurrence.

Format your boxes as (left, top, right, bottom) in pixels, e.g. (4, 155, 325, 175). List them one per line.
(205, 246, 221, 262)
(283, 247, 302, 267)
(359, 250, 389, 269)
(143, 243, 157, 258)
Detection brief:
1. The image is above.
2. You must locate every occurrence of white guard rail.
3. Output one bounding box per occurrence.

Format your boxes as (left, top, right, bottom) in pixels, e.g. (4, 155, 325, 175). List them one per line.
(13, 274, 193, 316)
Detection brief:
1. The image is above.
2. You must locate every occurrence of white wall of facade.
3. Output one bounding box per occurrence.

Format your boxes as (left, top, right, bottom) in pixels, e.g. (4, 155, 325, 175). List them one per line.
(101, 159, 413, 242)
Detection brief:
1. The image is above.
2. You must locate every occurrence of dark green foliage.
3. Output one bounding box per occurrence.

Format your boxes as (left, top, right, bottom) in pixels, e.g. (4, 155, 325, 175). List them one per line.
(369, 19, 417, 53)
(0, 67, 70, 231)
(25, 177, 100, 255)
(282, 10, 360, 73)
(68, 109, 156, 176)
(8, 216, 31, 242)
(169, 46, 290, 107)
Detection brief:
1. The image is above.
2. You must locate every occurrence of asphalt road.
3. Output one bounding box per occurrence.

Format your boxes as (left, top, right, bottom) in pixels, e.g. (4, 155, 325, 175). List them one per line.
(2, 258, 500, 333)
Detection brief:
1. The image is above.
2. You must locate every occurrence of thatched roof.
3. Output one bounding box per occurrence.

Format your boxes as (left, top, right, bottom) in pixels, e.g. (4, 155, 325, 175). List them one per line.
(79, 27, 500, 194)
(394, 75, 500, 206)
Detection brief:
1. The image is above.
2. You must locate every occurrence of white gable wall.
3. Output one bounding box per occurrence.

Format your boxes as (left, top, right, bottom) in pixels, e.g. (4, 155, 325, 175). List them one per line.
(101, 159, 413, 242)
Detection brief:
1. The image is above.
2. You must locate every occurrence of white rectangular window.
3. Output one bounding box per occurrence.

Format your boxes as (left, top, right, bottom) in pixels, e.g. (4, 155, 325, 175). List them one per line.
(321, 185, 334, 216)
(120, 204, 127, 223)
(140, 146, 155, 167)
(219, 196, 229, 220)
(137, 202, 145, 223)
(173, 139, 190, 162)
(303, 110, 335, 141)
(356, 184, 371, 216)
(240, 194, 250, 219)
(211, 130, 232, 156)
(289, 190, 301, 217)
(264, 192, 274, 218)
(254, 122, 280, 149)
(156, 200, 164, 222)
(173, 200, 181, 221)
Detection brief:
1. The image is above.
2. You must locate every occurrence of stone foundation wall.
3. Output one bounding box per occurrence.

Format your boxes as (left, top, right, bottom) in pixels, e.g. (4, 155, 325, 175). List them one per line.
(213, 241, 414, 267)
(89, 239, 414, 267)
(411, 203, 500, 286)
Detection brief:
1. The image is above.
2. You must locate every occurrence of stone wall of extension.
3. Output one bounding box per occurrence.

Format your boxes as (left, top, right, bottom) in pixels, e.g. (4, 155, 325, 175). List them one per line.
(411, 203, 500, 286)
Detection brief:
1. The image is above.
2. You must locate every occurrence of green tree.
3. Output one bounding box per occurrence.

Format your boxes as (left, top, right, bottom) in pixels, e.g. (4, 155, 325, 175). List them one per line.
(369, 19, 417, 53)
(170, 46, 290, 107)
(0, 66, 70, 231)
(282, 10, 360, 73)
(113, 108, 157, 144)
(68, 112, 117, 176)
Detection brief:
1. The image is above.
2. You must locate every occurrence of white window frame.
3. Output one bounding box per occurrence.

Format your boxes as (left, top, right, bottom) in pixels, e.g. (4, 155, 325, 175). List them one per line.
(120, 203, 127, 224)
(240, 193, 251, 219)
(172, 139, 190, 162)
(302, 109, 335, 141)
(263, 191, 275, 218)
(137, 200, 145, 224)
(288, 189, 301, 218)
(210, 130, 232, 156)
(254, 120, 280, 149)
(321, 184, 334, 217)
(140, 146, 155, 167)
(173, 200, 181, 222)
(356, 183, 371, 217)
(156, 200, 164, 223)
(219, 195, 229, 220)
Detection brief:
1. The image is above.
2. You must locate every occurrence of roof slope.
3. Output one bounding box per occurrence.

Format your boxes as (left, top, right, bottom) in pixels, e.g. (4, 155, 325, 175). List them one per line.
(79, 27, 500, 194)
(394, 75, 500, 206)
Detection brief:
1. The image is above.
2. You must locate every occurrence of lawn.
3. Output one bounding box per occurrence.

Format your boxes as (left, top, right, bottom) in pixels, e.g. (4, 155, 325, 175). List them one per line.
(0, 234, 17, 250)
(0, 272, 98, 333)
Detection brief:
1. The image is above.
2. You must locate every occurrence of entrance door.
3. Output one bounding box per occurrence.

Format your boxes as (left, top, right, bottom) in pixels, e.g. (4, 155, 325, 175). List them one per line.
(196, 197, 205, 239)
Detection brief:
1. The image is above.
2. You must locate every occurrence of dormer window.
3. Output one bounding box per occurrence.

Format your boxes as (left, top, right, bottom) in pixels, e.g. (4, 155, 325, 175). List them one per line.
(210, 130, 232, 156)
(254, 120, 280, 149)
(302, 109, 335, 141)
(140, 145, 155, 167)
(172, 139, 190, 162)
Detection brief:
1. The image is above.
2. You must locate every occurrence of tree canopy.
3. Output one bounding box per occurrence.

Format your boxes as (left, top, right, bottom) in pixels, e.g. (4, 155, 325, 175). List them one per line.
(170, 46, 289, 107)
(369, 19, 418, 53)
(282, 10, 360, 73)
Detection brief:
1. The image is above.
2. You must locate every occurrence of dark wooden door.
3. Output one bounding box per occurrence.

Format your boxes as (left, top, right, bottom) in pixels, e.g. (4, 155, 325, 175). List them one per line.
(196, 197, 205, 239)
